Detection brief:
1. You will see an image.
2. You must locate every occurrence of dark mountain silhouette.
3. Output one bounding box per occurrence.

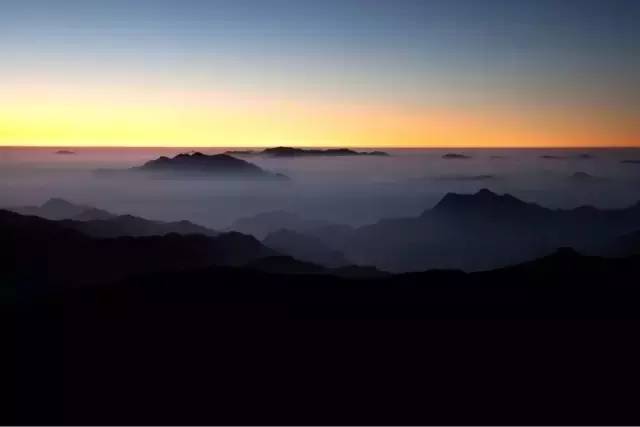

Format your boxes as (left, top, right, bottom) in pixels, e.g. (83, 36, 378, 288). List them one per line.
(10, 204, 640, 426)
(245, 255, 388, 278)
(89, 152, 289, 181)
(224, 150, 256, 155)
(335, 189, 640, 272)
(541, 154, 568, 159)
(245, 255, 327, 275)
(442, 153, 471, 159)
(70, 207, 116, 221)
(224, 146, 388, 157)
(263, 229, 350, 267)
(1, 209, 270, 285)
(613, 230, 640, 255)
(14, 246, 640, 425)
(59, 214, 218, 239)
(594, 229, 640, 257)
(230, 210, 348, 239)
(130, 152, 288, 180)
(435, 174, 496, 181)
(260, 147, 388, 157)
(8, 198, 218, 238)
(430, 188, 545, 218)
(622, 159, 640, 164)
(541, 153, 593, 160)
(9, 198, 115, 221)
(303, 223, 356, 251)
(54, 150, 75, 155)
(569, 171, 604, 183)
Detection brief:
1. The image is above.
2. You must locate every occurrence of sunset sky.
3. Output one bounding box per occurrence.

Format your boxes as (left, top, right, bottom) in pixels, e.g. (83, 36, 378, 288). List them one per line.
(1, 0, 639, 148)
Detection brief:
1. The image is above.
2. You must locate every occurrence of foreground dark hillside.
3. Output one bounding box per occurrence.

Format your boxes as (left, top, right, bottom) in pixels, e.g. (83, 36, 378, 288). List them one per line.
(8, 208, 640, 425)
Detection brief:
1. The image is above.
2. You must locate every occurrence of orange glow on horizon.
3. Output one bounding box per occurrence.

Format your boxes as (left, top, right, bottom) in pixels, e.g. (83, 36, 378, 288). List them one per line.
(1, 83, 637, 148)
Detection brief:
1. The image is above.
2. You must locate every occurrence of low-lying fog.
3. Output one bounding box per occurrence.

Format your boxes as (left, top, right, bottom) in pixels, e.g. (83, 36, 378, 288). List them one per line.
(2, 147, 640, 229)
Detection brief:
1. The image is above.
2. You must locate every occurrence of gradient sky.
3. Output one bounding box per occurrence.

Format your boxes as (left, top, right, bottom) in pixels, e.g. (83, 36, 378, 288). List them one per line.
(1, 0, 639, 147)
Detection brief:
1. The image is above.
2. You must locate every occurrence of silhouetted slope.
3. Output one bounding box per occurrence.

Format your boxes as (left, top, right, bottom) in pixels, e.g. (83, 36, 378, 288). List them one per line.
(230, 210, 347, 239)
(245, 255, 387, 278)
(245, 255, 327, 275)
(8, 198, 220, 238)
(94, 248, 640, 320)
(442, 153, 471, 159)
(9, 198, 115, 221)
(569, 171, 602, 183)
(11, 210, 640, 425)
(595, 229, 640, 257)
(260, 146, 388, 157)
(135, 152, 288, 180)
(0, 209, 272, 285)
(263, 229, 350, 267)
(59, 214, 218, 238)
(430, 188, 546, 219)
(68, 207, 115, 221)
(344, 189, 640, 272)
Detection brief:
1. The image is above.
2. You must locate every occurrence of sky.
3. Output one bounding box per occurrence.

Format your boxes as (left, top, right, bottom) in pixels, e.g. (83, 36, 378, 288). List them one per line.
(1, 0, 639, 148)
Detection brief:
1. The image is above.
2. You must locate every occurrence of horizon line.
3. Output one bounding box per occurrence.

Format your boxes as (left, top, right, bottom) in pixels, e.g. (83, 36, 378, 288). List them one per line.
(2, 145, 640, 150)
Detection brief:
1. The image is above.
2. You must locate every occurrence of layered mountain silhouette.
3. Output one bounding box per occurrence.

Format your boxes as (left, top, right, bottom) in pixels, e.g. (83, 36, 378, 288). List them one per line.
(569, 171, 600, 182)
(58, 215, 219, 239)
(10, 198, 115, 221)
(13, 241, 640, 425)
(225, 146, 388, 157)
(230, 210, 353, 240)
(96, 152, 288, 180)
(1, 209, 272, 285)
(442, 153, 472, 159)
(429, 188, 545, 218)
(317, 189, 640, 272)
(8, 198, 218, 238)
(541, 153, 593, 160)
(135, 152, 289, 180)
(595, 229, 640, 257)
(263, 229, 351, 267)
(10, 205, 640, 425)
(434, 174, 496, 181)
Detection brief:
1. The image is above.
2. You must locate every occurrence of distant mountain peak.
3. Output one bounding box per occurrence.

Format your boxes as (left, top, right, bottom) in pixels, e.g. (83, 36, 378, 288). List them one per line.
(430, 189, 543, 217)
(551, 247, 582, 258)
(260, 147, 389, 157)
(42, 197, 76, 209)
(475, 188, 497, 197)
(137, 152, 288, 180)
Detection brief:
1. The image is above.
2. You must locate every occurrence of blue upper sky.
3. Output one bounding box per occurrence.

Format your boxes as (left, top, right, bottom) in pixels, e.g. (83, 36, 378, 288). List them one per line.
(1, 0, 639, 147)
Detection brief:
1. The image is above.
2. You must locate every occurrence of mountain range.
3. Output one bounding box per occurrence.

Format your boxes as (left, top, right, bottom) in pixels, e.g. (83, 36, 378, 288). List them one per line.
(262, 229, 351, 267)
(1, 209, 273, 285)
(9, 197, 640, 425)
(13, 235, 640, 425)
(238, 189, 640, 272)
(339, 189, 640, 271)
(230, 210, 349, 239)
(10, 198, 115, 221)
(225, 146, 388, 157)
(8, 190, 640, 275)
(96, 152, 289, 180)
(7, 198, 219, 238)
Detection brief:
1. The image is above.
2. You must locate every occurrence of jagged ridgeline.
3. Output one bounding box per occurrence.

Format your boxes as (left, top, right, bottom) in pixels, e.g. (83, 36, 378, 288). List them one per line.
(96, 152, 289, 180)
(225, 146, 389, 157)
